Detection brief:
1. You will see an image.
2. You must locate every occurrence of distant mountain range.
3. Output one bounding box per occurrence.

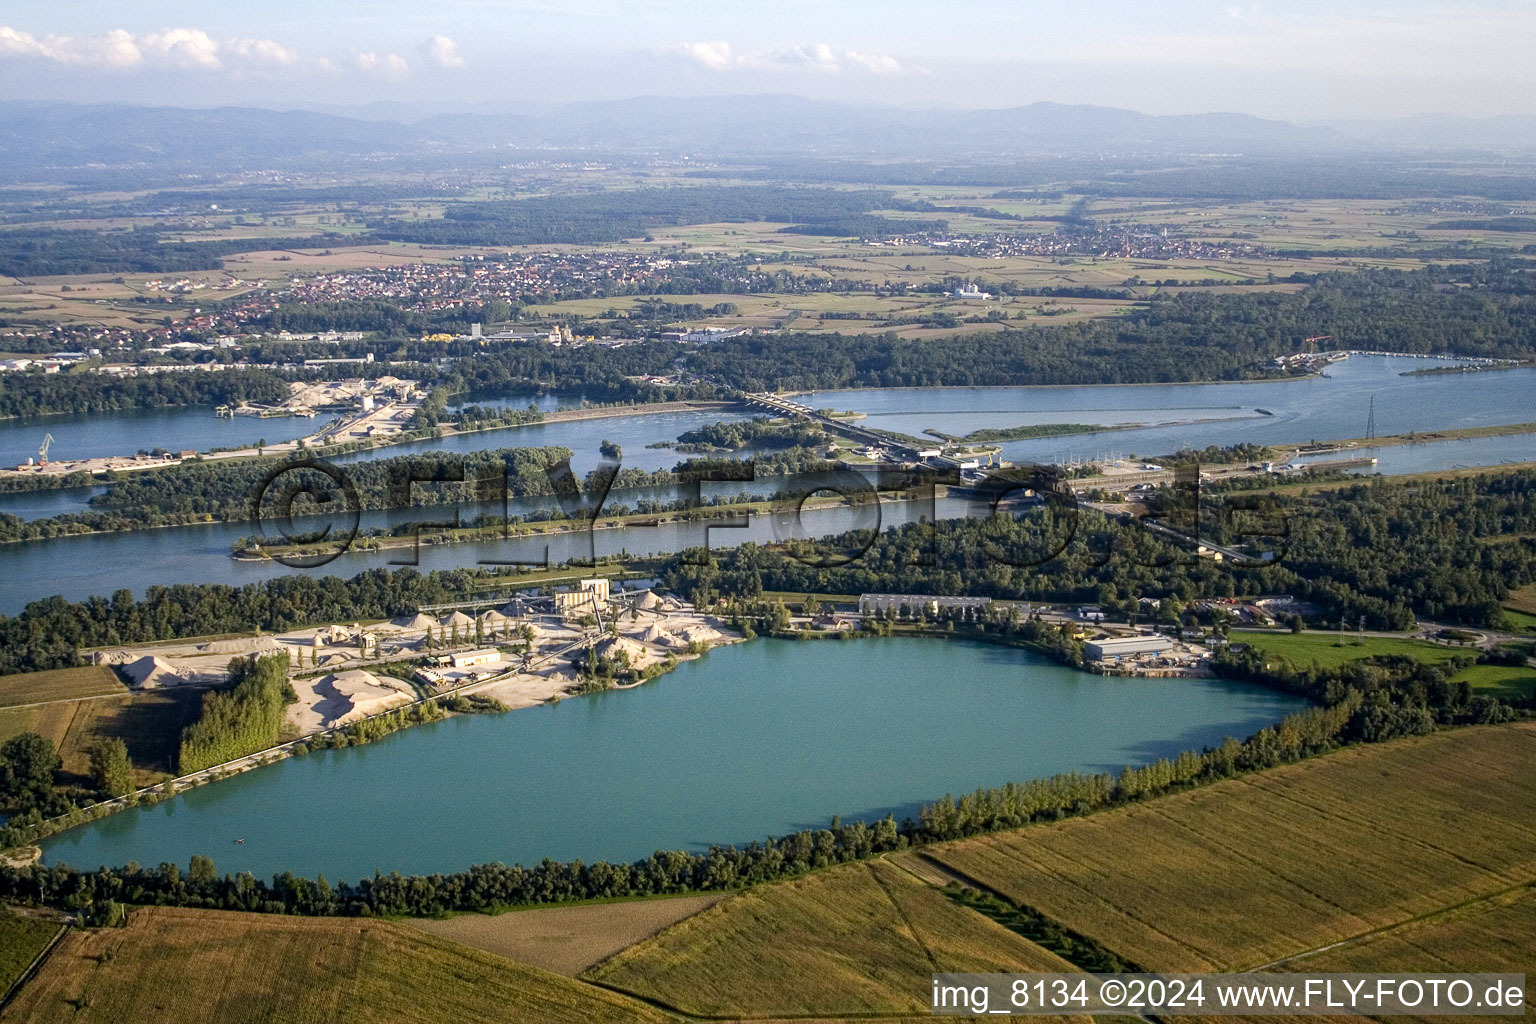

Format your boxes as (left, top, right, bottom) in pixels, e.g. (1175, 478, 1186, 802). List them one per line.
(2, 95, 1534, 182)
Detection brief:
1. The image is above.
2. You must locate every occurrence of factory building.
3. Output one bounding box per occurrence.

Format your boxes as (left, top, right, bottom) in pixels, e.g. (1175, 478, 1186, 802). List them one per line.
(1084, 635, 1177, 661)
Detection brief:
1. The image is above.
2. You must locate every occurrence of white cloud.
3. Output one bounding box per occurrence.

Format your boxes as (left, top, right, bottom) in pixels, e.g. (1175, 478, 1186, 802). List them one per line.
(0, 25, 296, 71)
(355, 51, 410, 77)
(93, 29, 143, 68)
(227, 37, 299, 66)
(740, 43, 841, 75)
(138, 28, 221, 69)
(676, 40, 734, 71)
(669, 41, 903, 76)
(844, 50, 901, 75)
(423, 35, 464, 69)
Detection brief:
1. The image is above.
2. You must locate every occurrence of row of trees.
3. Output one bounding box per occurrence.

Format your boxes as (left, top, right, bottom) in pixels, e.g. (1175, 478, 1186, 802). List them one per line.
(178, 653, 292, 774)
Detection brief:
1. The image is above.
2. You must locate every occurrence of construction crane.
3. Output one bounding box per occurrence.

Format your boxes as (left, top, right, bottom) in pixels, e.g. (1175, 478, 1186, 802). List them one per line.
(38, 433, 54, 467)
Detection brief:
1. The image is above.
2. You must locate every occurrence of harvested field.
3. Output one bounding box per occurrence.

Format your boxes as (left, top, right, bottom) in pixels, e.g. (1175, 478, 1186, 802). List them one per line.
(0, 703, 75, 750)
(408, 893, 725, 976)
(587, 858, 1078, 1018)
(928, 725, 1536, 972)
(1285, 886, 1535, 1023)
(0, 666, 122, 709)
(0, 689, 202, 788)
(1505, 583, 1536, 615)
(0, 905, 674, 1024)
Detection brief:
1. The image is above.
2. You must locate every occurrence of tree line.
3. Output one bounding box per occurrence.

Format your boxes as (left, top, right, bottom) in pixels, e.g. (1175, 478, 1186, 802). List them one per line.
(368, 186, 905, 247)
(660, 470, 1536, 632)
(0, 368, 294, 421)
(178, 653, 292, 774)
(0, 227, 371, 278)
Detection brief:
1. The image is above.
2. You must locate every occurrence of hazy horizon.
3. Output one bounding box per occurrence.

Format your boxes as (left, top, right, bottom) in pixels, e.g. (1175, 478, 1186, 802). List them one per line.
(3, 1, 1535, 121)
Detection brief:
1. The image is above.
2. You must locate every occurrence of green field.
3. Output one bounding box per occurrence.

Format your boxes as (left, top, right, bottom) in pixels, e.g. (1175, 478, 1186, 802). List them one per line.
(3, 906, 674, 1024)
(587, 858, 1077, 1018)
(0, 666, 123, 709)
(927, 724, 1536, 972)
(0, 906, 62, 1000)
(1449, 663, 1536, 701)
(1239, 631, 1470, 670)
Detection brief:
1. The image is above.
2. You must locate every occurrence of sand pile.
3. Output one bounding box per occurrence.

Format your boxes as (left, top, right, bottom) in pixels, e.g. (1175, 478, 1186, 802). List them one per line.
(633, 590, 662, 611)
(680, 624, 724, 645)
(122, 655, 189, 689)
(315, 670, 412, 728)
(198, 635, 284, 656)
(596, 636, 652, 663)
(394, 613, 438, 631)
(640, 624, 681, 647)
(444, 611, 475, 628)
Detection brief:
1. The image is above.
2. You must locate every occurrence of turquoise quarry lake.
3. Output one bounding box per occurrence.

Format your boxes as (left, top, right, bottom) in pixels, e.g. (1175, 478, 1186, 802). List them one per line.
(41, 637, 1306, 881)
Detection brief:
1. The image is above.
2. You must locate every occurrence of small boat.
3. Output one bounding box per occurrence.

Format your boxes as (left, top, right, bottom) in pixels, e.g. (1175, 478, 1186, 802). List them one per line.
(235, 838, 245, 844)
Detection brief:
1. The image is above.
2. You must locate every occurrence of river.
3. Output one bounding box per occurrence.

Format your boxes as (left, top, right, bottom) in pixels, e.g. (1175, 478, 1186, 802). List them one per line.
(2, 356, 1532, 610)
(0, 405, 316, 469)
(801, 356, 1536, 466)
(39, 636, 1307, 879)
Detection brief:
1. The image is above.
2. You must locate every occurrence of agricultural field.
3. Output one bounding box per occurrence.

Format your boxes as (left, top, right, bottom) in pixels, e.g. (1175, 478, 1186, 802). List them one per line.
(0, 666, 123, 709)
(0, 688, 202, 788)
(586, 858, 1078, 1018)
(0, 906, 62, 1000)
(1506, 584, 1536, 616)
(407, 893, 725, 976)
(1285, 886, 1535, 1023)
(1503, 585, 1536, 633)
(0, 906, 674, 1024)
(927, 724, 1536, 972)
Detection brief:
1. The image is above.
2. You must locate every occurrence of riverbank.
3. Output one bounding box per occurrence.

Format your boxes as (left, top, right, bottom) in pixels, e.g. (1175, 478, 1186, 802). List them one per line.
(0, 399, 740, 496)
(231, 490, 865, 561)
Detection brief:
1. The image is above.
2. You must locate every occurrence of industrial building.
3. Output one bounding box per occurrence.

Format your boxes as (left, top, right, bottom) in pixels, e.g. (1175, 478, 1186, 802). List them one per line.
(858, 593, 992, 619)
(448, 649, 501, 669)
(1084, 635, 1177, 661)
(552, 578, 611, 615)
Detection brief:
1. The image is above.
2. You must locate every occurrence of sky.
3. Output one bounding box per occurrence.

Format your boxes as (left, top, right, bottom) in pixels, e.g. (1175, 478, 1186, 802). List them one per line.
(1, 1, 1534, 121)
